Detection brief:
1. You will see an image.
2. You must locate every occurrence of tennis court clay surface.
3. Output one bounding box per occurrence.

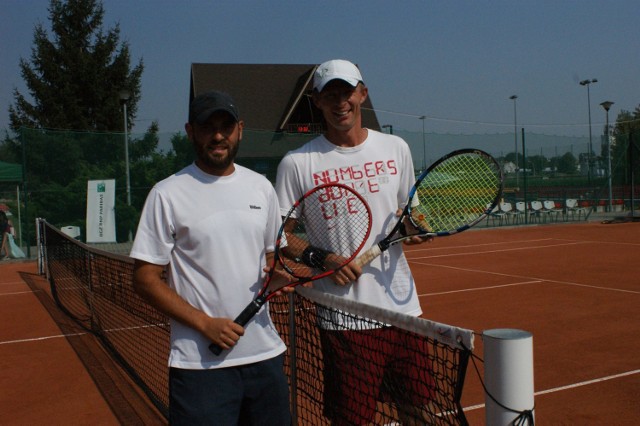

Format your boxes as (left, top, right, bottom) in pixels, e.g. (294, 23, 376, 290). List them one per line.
(0, 260, 165, 425)
(1, 221, 638, 424)
(406, 221, 639, 424)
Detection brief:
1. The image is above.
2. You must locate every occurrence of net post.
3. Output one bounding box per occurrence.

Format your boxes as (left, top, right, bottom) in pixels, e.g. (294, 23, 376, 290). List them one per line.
(36, 218, 46, 276)
(483, 328, 535, 425)
(287, 291, 298, 426)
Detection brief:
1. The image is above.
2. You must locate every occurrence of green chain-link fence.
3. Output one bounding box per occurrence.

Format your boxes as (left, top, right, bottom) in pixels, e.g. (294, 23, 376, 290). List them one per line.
(1, 126, 638, 256)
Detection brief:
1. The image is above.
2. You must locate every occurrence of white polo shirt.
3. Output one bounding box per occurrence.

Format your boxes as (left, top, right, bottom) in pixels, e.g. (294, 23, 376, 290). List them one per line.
(131, 163, 286, 369)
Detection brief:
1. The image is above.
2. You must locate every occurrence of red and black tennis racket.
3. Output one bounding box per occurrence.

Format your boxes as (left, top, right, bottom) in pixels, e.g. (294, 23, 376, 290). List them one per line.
(355, 148, 503, 267)
(210, 183, 372, 355)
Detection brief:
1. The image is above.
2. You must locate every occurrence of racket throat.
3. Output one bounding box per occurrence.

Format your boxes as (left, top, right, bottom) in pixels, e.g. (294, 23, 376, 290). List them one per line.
(378, 240, 392, 252)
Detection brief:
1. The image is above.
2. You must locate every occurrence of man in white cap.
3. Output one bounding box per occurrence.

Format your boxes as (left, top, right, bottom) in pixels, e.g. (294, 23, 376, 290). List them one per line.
(131, 91, 291, 425)
(276, 60, 433, 425)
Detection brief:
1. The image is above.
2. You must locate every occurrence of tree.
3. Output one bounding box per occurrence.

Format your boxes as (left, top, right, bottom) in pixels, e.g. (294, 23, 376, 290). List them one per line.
(170, 133, 195, 169)
(527, 154, 547, 175)
(556, 152, 577, 174)
(612, 106, 640, 185)
(8, 0, 143, 133)
(503, 152, 522, 168)
(4, 0, 147, 245)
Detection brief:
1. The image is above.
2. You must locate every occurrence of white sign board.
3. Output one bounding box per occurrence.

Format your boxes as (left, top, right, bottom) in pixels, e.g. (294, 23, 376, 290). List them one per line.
(86, 179, 117, 243)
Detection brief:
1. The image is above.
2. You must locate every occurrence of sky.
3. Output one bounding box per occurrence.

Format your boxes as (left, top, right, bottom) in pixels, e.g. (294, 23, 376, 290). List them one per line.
(1, 0, 639, 141)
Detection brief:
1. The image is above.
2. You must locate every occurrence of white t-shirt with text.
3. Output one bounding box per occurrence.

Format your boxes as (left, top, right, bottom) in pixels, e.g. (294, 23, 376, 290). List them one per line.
(276, 130, 422, 318)
(131, 163, 286, 369)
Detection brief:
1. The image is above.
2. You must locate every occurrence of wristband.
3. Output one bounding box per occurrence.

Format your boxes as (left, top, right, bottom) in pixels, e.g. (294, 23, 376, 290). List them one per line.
(301, 246, 330, 270)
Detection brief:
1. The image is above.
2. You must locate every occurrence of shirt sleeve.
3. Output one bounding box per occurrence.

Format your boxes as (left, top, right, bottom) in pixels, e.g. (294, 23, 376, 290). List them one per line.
(129, 187, 174, 265)
(275, 153, 303, 217)
(398, 138, 417, 207)
(264, 185, 282, 252)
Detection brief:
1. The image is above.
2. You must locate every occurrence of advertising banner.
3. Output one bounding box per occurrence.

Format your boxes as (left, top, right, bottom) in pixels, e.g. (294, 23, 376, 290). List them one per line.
(86, 179, 116, 243)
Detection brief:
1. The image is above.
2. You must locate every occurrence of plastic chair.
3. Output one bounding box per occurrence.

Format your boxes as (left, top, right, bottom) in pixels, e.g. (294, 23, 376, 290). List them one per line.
(61, 225, 81, 240)
(499, 202, 518, 225)
(543, 200, 562, 222)
(565, 199, 587, 221)
(514, 201, 527, 224)
(529, 201, 546, 223)
(487, 204, 504, 226)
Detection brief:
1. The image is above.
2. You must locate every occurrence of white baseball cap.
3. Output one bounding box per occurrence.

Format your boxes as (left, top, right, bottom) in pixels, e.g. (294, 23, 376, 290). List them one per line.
(313, 59, 363, 92)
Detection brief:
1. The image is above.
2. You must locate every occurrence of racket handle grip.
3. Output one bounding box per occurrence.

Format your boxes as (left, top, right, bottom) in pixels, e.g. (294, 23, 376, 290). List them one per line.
(208, 299, 265, 356)
(209, 342, 225, 356)
(234, 299, 264, 326)
(354, 245, 382, 267)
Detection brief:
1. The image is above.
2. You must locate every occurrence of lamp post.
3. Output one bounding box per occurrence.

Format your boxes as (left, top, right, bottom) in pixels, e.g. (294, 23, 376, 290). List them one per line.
(119, 90, 131, 207)
(600, 101, 614, 212)
(381, 124, 393, 135)
(579, 78, 597, 184)
(509, 95, 519, 188)
(419, 116, 426, 171)
(522, 128, 528, 224)
(119, 89, 131, 242)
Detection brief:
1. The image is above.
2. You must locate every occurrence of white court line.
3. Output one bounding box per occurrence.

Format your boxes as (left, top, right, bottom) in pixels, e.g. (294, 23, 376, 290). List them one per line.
(0, 322, 169, 347)
(0, 280, 30, 286)
(410, 242, 640, 295)
(415, 262, 640, 296)
(406, 238, 557, 254)
(425, 280, 543, 296)
(409, 240, 586, 260)
(462, 369, 640, 412)
(534, 369, 640, 395)
(534, 279, 640, 294)
(0, 332, 87, 345)
(0, 289, 40, 296)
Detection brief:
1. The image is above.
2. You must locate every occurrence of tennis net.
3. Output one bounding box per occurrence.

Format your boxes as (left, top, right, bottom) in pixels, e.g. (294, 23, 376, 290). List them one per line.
(270, 287, 474, 425)
(38, 219, 474, 425)
(38, 219, 170, 417)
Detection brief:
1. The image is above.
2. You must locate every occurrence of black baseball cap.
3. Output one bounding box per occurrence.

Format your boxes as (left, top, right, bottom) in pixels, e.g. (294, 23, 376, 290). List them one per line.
(189, 91, 239, 124)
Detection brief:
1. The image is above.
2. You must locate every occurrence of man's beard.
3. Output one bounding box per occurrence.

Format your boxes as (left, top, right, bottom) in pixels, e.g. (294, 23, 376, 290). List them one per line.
(197, 140, 240, 172)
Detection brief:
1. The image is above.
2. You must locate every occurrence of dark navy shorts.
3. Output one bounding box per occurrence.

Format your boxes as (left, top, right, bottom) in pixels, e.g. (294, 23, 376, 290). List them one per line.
(169, 354, 291, 425)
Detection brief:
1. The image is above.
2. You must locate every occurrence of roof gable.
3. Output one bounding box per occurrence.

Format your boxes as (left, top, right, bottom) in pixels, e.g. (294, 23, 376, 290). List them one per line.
(189, 63, 380, 132)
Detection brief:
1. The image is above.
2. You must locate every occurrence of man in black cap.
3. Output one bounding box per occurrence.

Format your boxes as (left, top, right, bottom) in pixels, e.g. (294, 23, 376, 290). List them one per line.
(131, 90, 291, 425)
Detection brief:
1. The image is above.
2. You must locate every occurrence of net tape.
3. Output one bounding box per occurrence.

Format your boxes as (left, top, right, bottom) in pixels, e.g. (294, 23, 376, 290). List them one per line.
(296, 287, 474, 351)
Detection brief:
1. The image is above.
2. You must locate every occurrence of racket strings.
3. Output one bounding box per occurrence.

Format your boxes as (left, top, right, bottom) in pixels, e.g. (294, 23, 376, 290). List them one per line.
(414, 154, 501, 232)
(280, 186, 371, 278)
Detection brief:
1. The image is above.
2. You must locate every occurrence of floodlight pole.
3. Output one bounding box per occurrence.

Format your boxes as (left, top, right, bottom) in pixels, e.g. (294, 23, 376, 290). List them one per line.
(600, 101, 614, 212)
(510, 95, 519, 188)
(419, 116, 426, 171)
(579, 79, 597, 185)
(522, 128, 528, 224)
(119, 89, 131, 242)
(119, 90, 131, 207)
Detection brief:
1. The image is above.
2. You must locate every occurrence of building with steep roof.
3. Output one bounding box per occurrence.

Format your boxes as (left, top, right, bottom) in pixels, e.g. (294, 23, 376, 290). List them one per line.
(189, 63, 381, 180)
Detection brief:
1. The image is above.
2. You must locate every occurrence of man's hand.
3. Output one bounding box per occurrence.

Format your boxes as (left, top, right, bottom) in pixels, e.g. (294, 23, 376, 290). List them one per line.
(401, 208, 434, 245)
(202, 317, 245, 350)
(326, 254, 362, 286)
(265, 264, 295, 295)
